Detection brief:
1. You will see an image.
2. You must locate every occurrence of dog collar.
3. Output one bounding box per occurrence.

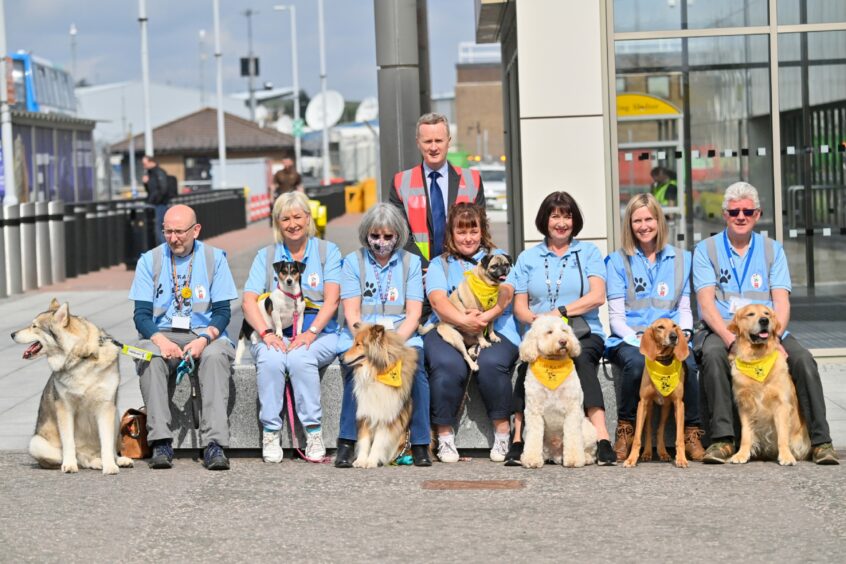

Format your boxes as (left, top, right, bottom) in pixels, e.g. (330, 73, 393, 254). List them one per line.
(530, 357, 574, 390)
(376, 359, 403, 387)
(279, 288, 303, 300)
(734, 351, 779, 382)
(645, 357, 682, 397)
(463, 271, 499, 311)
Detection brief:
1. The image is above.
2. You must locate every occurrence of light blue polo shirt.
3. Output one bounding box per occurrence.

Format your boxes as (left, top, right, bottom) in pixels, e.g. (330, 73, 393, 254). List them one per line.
(509, 239, 607, 340)
(605, 244, 691, 349)
(244, 237, 342, 334)
(337, 248, 424, 352)
(129, 240, 238, 336)
(424, 248, 520, 346)
(693, 230, 791, 322)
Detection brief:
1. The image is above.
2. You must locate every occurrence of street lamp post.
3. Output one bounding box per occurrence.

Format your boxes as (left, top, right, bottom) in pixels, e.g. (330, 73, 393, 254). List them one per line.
(212, 0, 227, 188)
(0, 0, 17, 204)
(317, 0, 331, 184)
(138, 0, 153, 157)
(198, 29, 207, 107)
(69, 23, 78, 84)
(273, 4, 301, 172)
(243, 9, 258, 122)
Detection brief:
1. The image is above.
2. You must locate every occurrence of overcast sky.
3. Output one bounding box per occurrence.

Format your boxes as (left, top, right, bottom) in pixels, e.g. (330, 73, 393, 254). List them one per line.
(7, 0, 478, 102)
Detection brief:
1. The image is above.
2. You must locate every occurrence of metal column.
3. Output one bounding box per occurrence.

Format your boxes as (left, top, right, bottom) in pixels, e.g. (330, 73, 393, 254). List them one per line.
(35, 201, 52, 287)
(0, 206, 5, 297)
(374, 0, 422, 201)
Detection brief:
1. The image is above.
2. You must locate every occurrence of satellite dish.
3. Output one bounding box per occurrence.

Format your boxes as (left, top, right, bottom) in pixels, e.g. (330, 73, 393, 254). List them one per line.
(355, 97, 379, 122)
(305, 90, 345, 129)
(274, 114, 293, 134)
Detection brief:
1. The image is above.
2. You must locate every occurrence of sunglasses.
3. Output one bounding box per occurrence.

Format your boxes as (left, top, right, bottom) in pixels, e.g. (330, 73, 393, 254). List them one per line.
(368, 233, 395, 241)
(726, 208, 757, 217)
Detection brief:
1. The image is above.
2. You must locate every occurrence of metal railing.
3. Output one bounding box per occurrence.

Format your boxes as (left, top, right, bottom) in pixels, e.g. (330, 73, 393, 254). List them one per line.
(786, 184, 846, 230)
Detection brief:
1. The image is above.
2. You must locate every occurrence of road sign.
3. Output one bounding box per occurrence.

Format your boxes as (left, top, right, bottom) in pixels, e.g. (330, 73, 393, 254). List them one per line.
(292, 118, 304, 138)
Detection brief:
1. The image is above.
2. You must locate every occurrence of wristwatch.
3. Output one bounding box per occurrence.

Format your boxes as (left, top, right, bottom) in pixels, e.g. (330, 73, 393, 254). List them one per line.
(199, 334, 212, 345)
(308, 325, 320, 335)
(261, 328, 274, 338)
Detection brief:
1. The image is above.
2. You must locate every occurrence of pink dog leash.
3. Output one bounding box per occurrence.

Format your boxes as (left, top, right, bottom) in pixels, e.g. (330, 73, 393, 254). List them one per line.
(279, 288, 302, 337)
(284, 379, 332, 463)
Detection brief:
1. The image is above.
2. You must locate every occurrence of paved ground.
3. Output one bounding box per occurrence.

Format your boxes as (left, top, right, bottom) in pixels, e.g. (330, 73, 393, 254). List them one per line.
(1, 214, 845, 561)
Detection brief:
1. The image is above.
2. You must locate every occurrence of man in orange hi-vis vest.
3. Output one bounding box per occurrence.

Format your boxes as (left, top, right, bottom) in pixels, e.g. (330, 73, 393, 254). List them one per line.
(389, 113, 485, 270)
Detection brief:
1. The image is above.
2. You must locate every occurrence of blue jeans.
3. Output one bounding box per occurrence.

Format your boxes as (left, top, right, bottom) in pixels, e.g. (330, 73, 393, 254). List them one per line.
(608, 342, 701, 427)
(338, 345, 430, 445)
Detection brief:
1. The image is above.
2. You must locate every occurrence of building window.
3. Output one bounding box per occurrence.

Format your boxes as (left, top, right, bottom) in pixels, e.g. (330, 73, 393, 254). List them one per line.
(646, 76, 670, 99)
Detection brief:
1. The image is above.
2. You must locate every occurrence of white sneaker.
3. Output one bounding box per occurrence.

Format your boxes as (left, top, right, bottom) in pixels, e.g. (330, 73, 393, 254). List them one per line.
(437, 436, 460, 463)
(262, 430, 283, 463)
(490, 436, 509, 462)
(305, 430, 326, 460)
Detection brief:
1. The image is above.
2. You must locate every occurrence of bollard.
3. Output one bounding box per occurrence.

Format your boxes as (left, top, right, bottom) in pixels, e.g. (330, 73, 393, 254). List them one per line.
(96, 202, 110, 269)
(20, 203, 38, 291)
(74, 206, 88, 275)
(49, 201, 66, 284)
(64, 210, 77, 279)
(0, 206, 6, 298)
(35, 201, 53, 287)
(4, 205, 22, 295)
(86, 203, 98, 272)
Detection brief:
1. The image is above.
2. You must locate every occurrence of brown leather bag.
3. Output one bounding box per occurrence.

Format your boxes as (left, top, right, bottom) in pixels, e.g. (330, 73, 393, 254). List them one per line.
(120, 407, 151, 459)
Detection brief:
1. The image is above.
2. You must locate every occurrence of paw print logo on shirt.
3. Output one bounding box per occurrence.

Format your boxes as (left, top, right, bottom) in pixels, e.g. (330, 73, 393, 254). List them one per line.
(363, 281, 377, 298)
(633, 277, 647, 293)
(155, 283, 164, 299)
(719, 269, 732, 284)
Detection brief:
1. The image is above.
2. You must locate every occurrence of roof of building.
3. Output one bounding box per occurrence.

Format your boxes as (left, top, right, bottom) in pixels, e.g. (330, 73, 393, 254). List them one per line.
(110, 108, 294, 155)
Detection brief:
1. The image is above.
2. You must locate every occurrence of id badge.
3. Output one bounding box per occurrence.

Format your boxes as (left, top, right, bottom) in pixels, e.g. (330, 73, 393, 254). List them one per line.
(376, 317, 395, 330)
(728, 297, 752, 314)
(171, 314, 191, 331)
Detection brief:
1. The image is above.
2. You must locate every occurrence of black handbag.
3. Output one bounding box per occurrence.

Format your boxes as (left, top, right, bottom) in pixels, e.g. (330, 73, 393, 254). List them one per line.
(567, 252, 592, 339)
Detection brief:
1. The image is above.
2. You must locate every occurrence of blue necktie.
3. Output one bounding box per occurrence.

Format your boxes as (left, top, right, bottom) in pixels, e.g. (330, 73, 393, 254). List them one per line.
(429, 171, 445, 258)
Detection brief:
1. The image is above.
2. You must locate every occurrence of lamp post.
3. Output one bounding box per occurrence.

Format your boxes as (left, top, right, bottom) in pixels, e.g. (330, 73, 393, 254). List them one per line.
(198, 29, 207, 107)
(212, 0, 227, 188)
(317, 0, 330, 184)
(138, 0, 153, 156)
(69, 23, 78, 84)
(273, 4, 301, 172)
(0, 0, 16, 204)
(243, 8, 258, 122)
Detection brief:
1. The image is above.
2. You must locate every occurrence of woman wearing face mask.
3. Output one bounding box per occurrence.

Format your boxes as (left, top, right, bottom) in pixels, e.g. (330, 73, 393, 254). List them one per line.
(424, 203, 518, 463)
(242, 191, 342, 463)
(333, 203, 432, 468)
(507, 191, 616, 466)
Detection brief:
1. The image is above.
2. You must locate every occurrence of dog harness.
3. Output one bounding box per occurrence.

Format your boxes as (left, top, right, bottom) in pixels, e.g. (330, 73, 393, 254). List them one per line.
(734, 350, 779, 382)
(530, 357, 574, 390)
(463, 270, 499, 311)
(376, 359, 403, 387)
(645, 357, 683, 397)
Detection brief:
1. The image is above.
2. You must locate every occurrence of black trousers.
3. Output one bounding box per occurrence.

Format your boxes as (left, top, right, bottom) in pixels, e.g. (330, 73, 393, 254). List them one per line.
(424, 330, 518, 427)
(699, 331, 832, 445)
(513, 333, 606, 413)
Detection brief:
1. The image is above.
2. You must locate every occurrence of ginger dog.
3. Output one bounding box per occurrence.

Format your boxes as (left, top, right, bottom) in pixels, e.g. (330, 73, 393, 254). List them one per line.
(728, 304, 810, 465)
(623, 318, 690, 468)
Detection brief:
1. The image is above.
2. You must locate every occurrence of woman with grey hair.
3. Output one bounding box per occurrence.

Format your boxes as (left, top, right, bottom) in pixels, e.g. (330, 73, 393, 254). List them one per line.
(334, 203, 433, 467)
(242, 191, 342, 463)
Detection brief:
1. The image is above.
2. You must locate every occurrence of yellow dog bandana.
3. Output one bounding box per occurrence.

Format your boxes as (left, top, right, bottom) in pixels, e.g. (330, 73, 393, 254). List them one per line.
(734, 351, 779, 382)
(645, 358, 682, 397)
(463, 271, 498, 311)
(376, 360, 403, 387)
(530, 357, 574, 390)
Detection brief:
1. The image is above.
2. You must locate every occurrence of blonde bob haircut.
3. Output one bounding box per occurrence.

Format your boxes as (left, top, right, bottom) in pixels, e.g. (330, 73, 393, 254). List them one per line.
(621, 192, 669, 256)
(272, 191, 316, 243)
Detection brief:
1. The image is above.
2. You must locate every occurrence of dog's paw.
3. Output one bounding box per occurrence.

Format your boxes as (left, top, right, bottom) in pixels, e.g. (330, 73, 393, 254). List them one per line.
(478, 339, 491, 349)
(639, 451, 653, 462)
(520, 452, 544, 469)
(658, 450, 672, 462)
(117, 456, 134, 468)
(467, 360, 480, 372)
(729, 452, 750, 464)
(622, 455, 639, 468)
(674, 455, 689, 468)
(352, 457, 376, 469)
(88, 457, 103, 470)
(489, 333, 501, 343)
(562, 453, 586, 468)
(778, 452, 797, 466)
(102, 463, 120, 475)
(61, 461, 79, 473)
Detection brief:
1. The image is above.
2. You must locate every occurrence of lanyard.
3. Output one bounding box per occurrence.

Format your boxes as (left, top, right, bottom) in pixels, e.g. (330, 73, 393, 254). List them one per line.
(543, 255, 568, 308)
(171, 248, 195, 312)
(369, 255, 394, 313)
(723, 231, 755, 293)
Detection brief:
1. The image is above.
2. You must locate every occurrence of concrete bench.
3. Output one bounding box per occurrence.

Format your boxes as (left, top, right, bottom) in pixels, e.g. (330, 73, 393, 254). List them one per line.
(169, 360, 686, 451)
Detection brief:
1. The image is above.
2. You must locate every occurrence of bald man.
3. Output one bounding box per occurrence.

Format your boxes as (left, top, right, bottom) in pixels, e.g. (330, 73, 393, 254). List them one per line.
(128, 205, 238, 470)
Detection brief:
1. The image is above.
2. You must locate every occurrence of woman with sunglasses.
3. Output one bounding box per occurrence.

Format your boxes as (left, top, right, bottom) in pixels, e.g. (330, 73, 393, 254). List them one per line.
(333, 203, 432, 468)
(242, 192, 342, 464)
(605, 193, 704, 463)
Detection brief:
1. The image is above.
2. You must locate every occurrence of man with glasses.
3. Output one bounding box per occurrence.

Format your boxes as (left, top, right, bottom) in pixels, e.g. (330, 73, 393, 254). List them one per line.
(692, 182, 838, 464)
(128, 204, 238, 470)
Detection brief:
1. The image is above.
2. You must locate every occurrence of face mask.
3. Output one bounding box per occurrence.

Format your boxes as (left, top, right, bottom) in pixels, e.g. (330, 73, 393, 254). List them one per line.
(368, 233, 396, 258)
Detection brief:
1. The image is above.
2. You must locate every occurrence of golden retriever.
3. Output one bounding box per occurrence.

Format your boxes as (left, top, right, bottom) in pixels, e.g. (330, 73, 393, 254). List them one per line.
(519, 316, 597, 468)
(342, 323, 419, 468)
(728, 304, 811, 465)
(623, 318, 690, 468)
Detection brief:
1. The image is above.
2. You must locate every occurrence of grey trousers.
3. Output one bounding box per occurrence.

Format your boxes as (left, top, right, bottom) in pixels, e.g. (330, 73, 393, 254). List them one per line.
(137, 331, 234, 447)
(699, 331, 832, 445)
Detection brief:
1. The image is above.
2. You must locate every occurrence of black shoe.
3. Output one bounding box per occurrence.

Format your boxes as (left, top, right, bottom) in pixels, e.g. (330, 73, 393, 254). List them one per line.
(504, 442, 523, 467)
(411, 444, 432, 467)
(334, 439, 355, 468)
(596, 439, 616, 466)
(203, 441, 230, 470)
(149, 439, 173, 469)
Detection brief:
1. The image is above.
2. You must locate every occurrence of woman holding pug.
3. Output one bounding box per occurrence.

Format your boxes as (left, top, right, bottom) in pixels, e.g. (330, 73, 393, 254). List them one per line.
(334, 203, 432, 468)
(508, 191, 616, 465)
(424, 203, 519, 463)
(605, 193, 704, 463)
(243, 191, 342, 464)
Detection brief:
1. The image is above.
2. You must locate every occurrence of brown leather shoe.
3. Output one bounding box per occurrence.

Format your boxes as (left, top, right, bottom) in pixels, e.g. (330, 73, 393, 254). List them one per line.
(684, 427, 706, 461)
(702, 441, 735, 464)
(614, 420, 634, 461)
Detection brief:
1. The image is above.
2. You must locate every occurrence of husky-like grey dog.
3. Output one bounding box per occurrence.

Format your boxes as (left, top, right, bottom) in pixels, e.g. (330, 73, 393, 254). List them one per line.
(11, 299, 133, 475)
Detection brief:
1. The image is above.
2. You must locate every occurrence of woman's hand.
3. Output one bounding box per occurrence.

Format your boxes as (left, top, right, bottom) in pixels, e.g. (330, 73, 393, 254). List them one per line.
(288, 330, 317, 351)
(459, 310, 488, 333)
(262, 332, 286, 352)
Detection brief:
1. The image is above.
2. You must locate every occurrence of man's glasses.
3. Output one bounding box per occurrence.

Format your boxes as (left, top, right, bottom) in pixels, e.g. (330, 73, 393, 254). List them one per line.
(726, 209, 757, 217)
(162, 223, 197, 237)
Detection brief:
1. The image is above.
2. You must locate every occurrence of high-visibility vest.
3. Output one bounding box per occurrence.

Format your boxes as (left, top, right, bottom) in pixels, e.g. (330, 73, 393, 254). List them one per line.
(652, 179, 677, 205)
(393, 164, 481, 260)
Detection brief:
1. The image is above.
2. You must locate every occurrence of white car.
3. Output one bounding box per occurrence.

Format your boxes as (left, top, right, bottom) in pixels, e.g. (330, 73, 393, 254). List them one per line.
(473, 163, 507, 211)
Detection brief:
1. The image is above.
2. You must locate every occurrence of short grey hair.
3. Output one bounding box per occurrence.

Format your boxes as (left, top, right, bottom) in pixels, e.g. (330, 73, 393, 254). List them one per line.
(416, 112, 450, 138)
(272, 191, 316, 243)
(722, 181, 761, 211)
(358, 203, 409, 250)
